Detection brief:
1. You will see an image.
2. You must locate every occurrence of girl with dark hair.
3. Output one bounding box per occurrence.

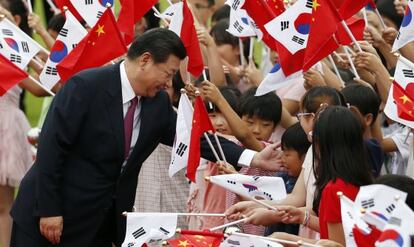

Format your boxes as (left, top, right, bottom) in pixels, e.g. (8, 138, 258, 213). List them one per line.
(312, 106, 373, 244)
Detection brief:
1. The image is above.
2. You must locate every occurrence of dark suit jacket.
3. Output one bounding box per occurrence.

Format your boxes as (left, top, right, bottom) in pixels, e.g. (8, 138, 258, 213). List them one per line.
(11, 64, 244, 246)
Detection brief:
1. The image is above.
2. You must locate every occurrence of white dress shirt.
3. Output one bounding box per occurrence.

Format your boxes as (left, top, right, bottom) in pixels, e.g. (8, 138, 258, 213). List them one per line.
(120, 61, 141, 162)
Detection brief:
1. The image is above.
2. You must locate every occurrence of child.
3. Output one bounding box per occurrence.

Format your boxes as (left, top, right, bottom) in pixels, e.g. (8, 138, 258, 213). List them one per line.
(265, 122, 311, 236)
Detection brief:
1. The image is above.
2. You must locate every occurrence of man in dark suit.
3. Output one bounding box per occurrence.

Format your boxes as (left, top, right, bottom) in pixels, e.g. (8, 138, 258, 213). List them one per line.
(10, 28, 280, 247)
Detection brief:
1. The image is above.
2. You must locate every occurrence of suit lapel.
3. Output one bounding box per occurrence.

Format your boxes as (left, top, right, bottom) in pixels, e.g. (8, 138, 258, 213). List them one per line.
(104, 64, 124, 161)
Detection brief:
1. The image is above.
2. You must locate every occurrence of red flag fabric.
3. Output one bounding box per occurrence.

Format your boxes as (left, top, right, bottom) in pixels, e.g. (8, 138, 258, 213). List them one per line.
(338, 0, 371, 20)
(353, 225, 382, 247)
(168, 230, 224, 247)
(0, 54, 28, 96)
(242, 0, 285, 51)
(392, 80, 414, 121)
(116, 0, 157, 45)
(54, 0, 83, 22)
(57, 8, 127, 82)
(336, 16, 365, 45)
(181, 0, 204, 77)
(187, 96, 215, 182)
(303, 0, 341, 71)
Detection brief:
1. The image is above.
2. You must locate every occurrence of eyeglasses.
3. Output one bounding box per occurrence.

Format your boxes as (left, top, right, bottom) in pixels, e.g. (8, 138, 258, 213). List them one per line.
(194, 2, 213, 9)
(296, 112, 314, 121)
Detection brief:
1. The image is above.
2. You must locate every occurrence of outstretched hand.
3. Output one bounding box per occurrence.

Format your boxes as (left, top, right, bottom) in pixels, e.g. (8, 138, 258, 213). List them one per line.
(251, 143, 283, 171)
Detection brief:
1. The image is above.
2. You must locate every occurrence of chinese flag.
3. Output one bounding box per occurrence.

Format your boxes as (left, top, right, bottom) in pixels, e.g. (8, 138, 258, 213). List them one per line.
(117, 0, 157, 45)
(187, 96, 215, 182)
(54, 0, 83, 22)
(57, 8, 127, 82)
(0, 54, 28, 96)
(303, 0, 341, 71)
(338, 0, 371, 20)
(242, 0, 285, 51)
(336, 16, 365, 45)
(168, 230, 224, 247)
(179, 0, 204, 77)
(353, 225, 382, 247)
(392, 81, 414, 121)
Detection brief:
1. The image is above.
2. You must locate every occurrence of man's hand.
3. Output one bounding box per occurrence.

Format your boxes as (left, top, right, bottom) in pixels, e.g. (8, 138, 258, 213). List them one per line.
(225, 201, 264, 220)
(250, 143, 283, 171)
(40, 216, 63, 244)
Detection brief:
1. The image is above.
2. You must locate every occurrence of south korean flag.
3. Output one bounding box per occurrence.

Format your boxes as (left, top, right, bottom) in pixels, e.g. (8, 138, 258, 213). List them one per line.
(70, 0, 115, 28)
(39, 11, 87, 89)
(121, 213, 177, 247)
(264, 0, 313, 54)
(0, 18, 43, 69)
(392, 0, 414, 52)
(227, 8, 256, 37)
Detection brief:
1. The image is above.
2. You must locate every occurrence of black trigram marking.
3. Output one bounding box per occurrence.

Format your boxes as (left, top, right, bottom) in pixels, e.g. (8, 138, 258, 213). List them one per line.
(397, 31, 401, 40)
(45, 66, 58, 75)
(2, 29, 13, 36)
(292, 35, 305, 45)
(127, 243, 134, 247)
(263, 192, 273, 200)
(231, 0, 241, 10)
(0, 41, 3, 49)
(253, 176, 260, 181)
(227, 180, 236, 185)
(132, 227, 146, 239)
(361, 198, 375, 209)
(403, 69, 414, 78)
(159, 227, 170, 235)
(175, 142, 188, 157)
(306, 0, 313, 8)
(21, 41, 29, 53)
(97, 11, 103, 19)
(59, 28, 68, 37)
(227, 239, 240, 245)
(386, 203, 396, 214)
(347, 211, 354, 220)
(10, 54, 21, 63)
(85, 0, 93, 4)
(281, 21, 289, 31)
(388, 216, 402, 226)
(72, 43, 78, 49)
(250, 21, 259, 29)
(233, 21, 244, 33)
(165, 11, 174, 17)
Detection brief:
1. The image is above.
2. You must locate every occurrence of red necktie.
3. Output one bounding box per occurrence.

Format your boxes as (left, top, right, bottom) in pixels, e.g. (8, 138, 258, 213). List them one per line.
(124, 97, 138, 159)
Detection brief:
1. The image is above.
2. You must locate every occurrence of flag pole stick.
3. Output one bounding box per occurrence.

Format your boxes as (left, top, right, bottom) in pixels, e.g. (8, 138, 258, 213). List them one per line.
(333, 51, 345, 62)
(231, 232, 322, 247)
(122, 212, 226, 217)
(213, 133, 228, 164)
(203, 132, 222, 162)
(202, 70, 215, 110)
(343, 46, 360, 80)
(28, 75, 55, 96)
(248, 37, 254, 61)
(252, 198, 279, 211)
(46, 0, 61, 14)
(395, 53, 414, 69)
(361, 8, 368, 27)
(374, 8, 387, 30)
(165, 0, 173, 6)
(25, 0, 33, 14)
(209, 218, 247, 231)
(328, 54, 345, 87)
(152, 6, 170, 26)
(239, 38, 246, 66)
(340, 20, 363, 52)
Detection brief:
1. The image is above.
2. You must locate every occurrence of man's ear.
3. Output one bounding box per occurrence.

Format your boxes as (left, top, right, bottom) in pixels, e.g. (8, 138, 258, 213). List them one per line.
(138, 52, 152, 67)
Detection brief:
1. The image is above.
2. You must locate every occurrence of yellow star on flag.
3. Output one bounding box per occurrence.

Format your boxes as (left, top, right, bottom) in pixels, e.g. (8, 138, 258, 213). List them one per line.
(400, 95, 411, 104)
(312, 0, 321, 11)
(178, 240, 190, 247)
(95, 24, 105, 37)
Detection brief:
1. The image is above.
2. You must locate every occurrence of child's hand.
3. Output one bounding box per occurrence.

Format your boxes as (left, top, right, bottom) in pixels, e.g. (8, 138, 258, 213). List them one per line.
(382, 27, 399, 45)
(243, 60, 263, 86)
(217, 162, 238, 175)
(197, 27, 214, 48)
(303, 68, 325, 90)
(277, 205, 306, 224)
(200, 80, 222, 104)
(244, 207, 285, 226)
(364, 25, 386, 48)
(354, 51, 384, 73)
(225, 201, 264, 221)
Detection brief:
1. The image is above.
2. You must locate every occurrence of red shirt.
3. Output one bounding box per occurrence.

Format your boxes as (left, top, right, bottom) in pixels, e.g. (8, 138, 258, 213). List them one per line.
(319, 178, 359, 239)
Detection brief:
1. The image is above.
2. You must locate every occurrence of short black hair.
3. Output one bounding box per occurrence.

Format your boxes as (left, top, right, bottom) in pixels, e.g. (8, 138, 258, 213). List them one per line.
(342, 84, 381, 125)
(127, 28, 186, 63)
(48, 14, 65, 33)
(301, 86, 345, 113)
(206, 86, 241, 115)
(281, 122, 311, 157)
(211, 5, 230, 24)
(375, 175, 414, 211)
(210, 19, 238, 47)
(239, 87, 282, 125)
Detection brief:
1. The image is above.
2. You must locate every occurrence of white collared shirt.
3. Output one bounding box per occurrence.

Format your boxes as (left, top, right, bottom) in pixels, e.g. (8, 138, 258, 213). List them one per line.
(120, 61, 141, 161)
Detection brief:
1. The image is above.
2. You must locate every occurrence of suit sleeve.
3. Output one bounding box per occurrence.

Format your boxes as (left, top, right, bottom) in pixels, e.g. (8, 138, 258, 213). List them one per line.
(35, 75, 91, 217)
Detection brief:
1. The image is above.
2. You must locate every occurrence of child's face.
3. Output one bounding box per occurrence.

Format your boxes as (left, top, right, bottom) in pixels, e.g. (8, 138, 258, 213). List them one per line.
(209, 112, 232, 135)
(281, 148, 303, 177)
(298, 111, 315, 142)
(242, 115, 275, 141)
